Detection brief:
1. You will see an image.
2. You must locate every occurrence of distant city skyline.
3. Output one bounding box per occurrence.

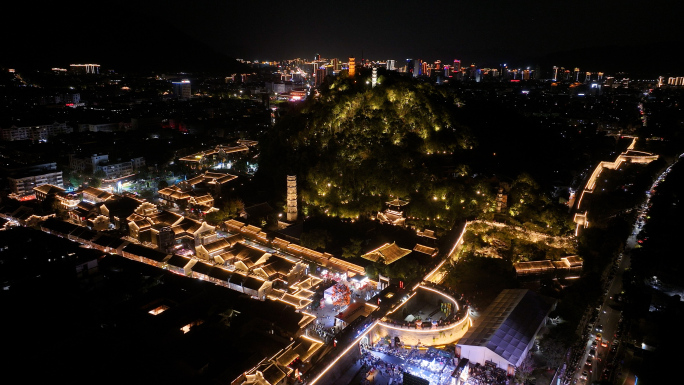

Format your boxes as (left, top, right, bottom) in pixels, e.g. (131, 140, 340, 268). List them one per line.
(3, 1, 684, 75)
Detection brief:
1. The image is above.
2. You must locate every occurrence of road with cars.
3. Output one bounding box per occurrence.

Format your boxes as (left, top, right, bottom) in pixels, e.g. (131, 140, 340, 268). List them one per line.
(572, 153, 684, 385)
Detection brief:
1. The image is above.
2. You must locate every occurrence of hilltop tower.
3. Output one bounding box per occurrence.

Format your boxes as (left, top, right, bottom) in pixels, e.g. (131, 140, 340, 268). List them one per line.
(287, 175, 298, 221)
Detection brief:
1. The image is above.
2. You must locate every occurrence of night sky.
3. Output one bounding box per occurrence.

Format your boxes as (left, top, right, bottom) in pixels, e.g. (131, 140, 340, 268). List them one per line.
(4, 0, 684, 72)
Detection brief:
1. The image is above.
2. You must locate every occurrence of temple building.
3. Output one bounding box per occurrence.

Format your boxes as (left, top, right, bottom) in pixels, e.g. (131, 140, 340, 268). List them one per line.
(377, 198, 408, 226)
(178, 142, 253, 170)
(361, 242, 412, 265)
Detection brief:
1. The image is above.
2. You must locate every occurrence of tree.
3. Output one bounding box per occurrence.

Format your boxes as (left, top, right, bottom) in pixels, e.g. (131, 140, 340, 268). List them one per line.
(514, 353, 535, 385)
(157, 180, 169, 189)
(223, 198, 245, 218)
(139, 189, 154, 201)
(539, 336, 566, 369)
(301, 229, 331, 251)
(342, 238, 364, 259)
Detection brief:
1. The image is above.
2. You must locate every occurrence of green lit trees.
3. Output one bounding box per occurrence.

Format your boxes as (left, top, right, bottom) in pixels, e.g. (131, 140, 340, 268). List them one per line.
(262, 71, 474, 224)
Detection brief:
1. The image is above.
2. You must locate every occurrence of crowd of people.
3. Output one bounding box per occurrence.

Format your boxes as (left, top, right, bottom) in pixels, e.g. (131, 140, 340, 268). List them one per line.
(356, 343, 456, 385)
(464, 362, 508, 385)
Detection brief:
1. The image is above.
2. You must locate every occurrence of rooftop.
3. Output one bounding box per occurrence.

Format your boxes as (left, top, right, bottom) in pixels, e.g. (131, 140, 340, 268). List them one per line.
(458, 289, 556, 367)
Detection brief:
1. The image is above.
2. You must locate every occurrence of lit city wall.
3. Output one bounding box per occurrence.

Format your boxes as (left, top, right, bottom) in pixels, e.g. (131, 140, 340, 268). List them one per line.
(373, 313, 470, 347)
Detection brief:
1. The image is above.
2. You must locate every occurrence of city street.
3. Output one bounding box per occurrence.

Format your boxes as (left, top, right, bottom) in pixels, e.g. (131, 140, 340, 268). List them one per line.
(573, 155, 683, 385)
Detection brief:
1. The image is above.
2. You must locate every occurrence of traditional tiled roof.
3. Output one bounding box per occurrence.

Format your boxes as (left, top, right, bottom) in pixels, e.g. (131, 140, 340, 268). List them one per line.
(122, 243, 170, 262)
(171, 217, 202, 234)
(81, 187, 114, 201)
(329, 257, 365, 275)
(386, 198, 409, 206)
(189, 194, 213, 206)
(361, 242, 411, 264)
(158, 185, 191, 200)
(513, 260, 556, 275)
(192, 261, 214, 275)
(225, 219, 245, 232)
(207, 266, 232, 281)
(33, 184, 65, 196)
(272, 237, 290, 250)
(413, 244, 438, 256)
(133, 219, 151, 230)
(147, 210, 183, 226)
(241, 225, 262, 236)
(561, 256, 583, 267)
(166, 254, 192, 269)
(203, 238, 232, 253)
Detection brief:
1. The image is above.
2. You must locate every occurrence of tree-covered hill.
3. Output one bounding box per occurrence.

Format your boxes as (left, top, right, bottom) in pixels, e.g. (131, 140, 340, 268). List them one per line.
(260, 70, 482, 223)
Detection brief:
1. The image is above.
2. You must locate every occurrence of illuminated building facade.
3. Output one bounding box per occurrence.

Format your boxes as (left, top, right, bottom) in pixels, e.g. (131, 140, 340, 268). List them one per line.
(69, 64, 100, 74)
(348, 56, 356, 77)
(1, 122, 73, 142)
(286, 175, 297, 221)
(172, 79, 191, 99)
(8, 171, 64, 197)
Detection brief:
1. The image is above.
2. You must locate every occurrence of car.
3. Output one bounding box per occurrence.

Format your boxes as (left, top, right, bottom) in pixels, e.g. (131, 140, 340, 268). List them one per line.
(581, 371, 588, 380)
(591, 340, 598, 348)
(602, 369, 611, 380)
(589, 349, 596, 357)
(596, 333, 602, 341)
(601, 339, 609, 347)
(596, 324, 604, 333)
(585, 365, 592, 373)
(585, 360, 592, 367)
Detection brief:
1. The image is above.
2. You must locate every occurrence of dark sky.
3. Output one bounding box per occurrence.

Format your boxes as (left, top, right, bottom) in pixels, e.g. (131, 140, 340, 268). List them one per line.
(134, 0, 682, 62)
(4, 1, 683, 71)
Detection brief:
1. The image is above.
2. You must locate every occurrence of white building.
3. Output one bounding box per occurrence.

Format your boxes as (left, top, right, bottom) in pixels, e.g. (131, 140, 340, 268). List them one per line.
(8, 171, 64, 196)
(78, 123, 127, 132)
(70, 154, 110, 172)
(456, 289, 556, 375)
(1, 122, 73, 142)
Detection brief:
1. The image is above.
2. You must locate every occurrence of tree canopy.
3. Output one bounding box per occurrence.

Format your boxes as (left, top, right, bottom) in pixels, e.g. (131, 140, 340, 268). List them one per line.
(260, 71, 477, 223)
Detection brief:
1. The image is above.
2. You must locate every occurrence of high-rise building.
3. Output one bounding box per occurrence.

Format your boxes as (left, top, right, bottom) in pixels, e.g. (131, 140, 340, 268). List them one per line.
(453, 59, 461, 72)
(372, 67, 378, 88)
(348, 57, 356, 77)
(387, 60, 396, 71)
(172, 79, 191, 99)
(406, 59, 415, 76)
(315, 66, 326, 87)
(331, 58, 340, 71)
(552, 66, 559, 81)
(421, 61, 429, 77)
